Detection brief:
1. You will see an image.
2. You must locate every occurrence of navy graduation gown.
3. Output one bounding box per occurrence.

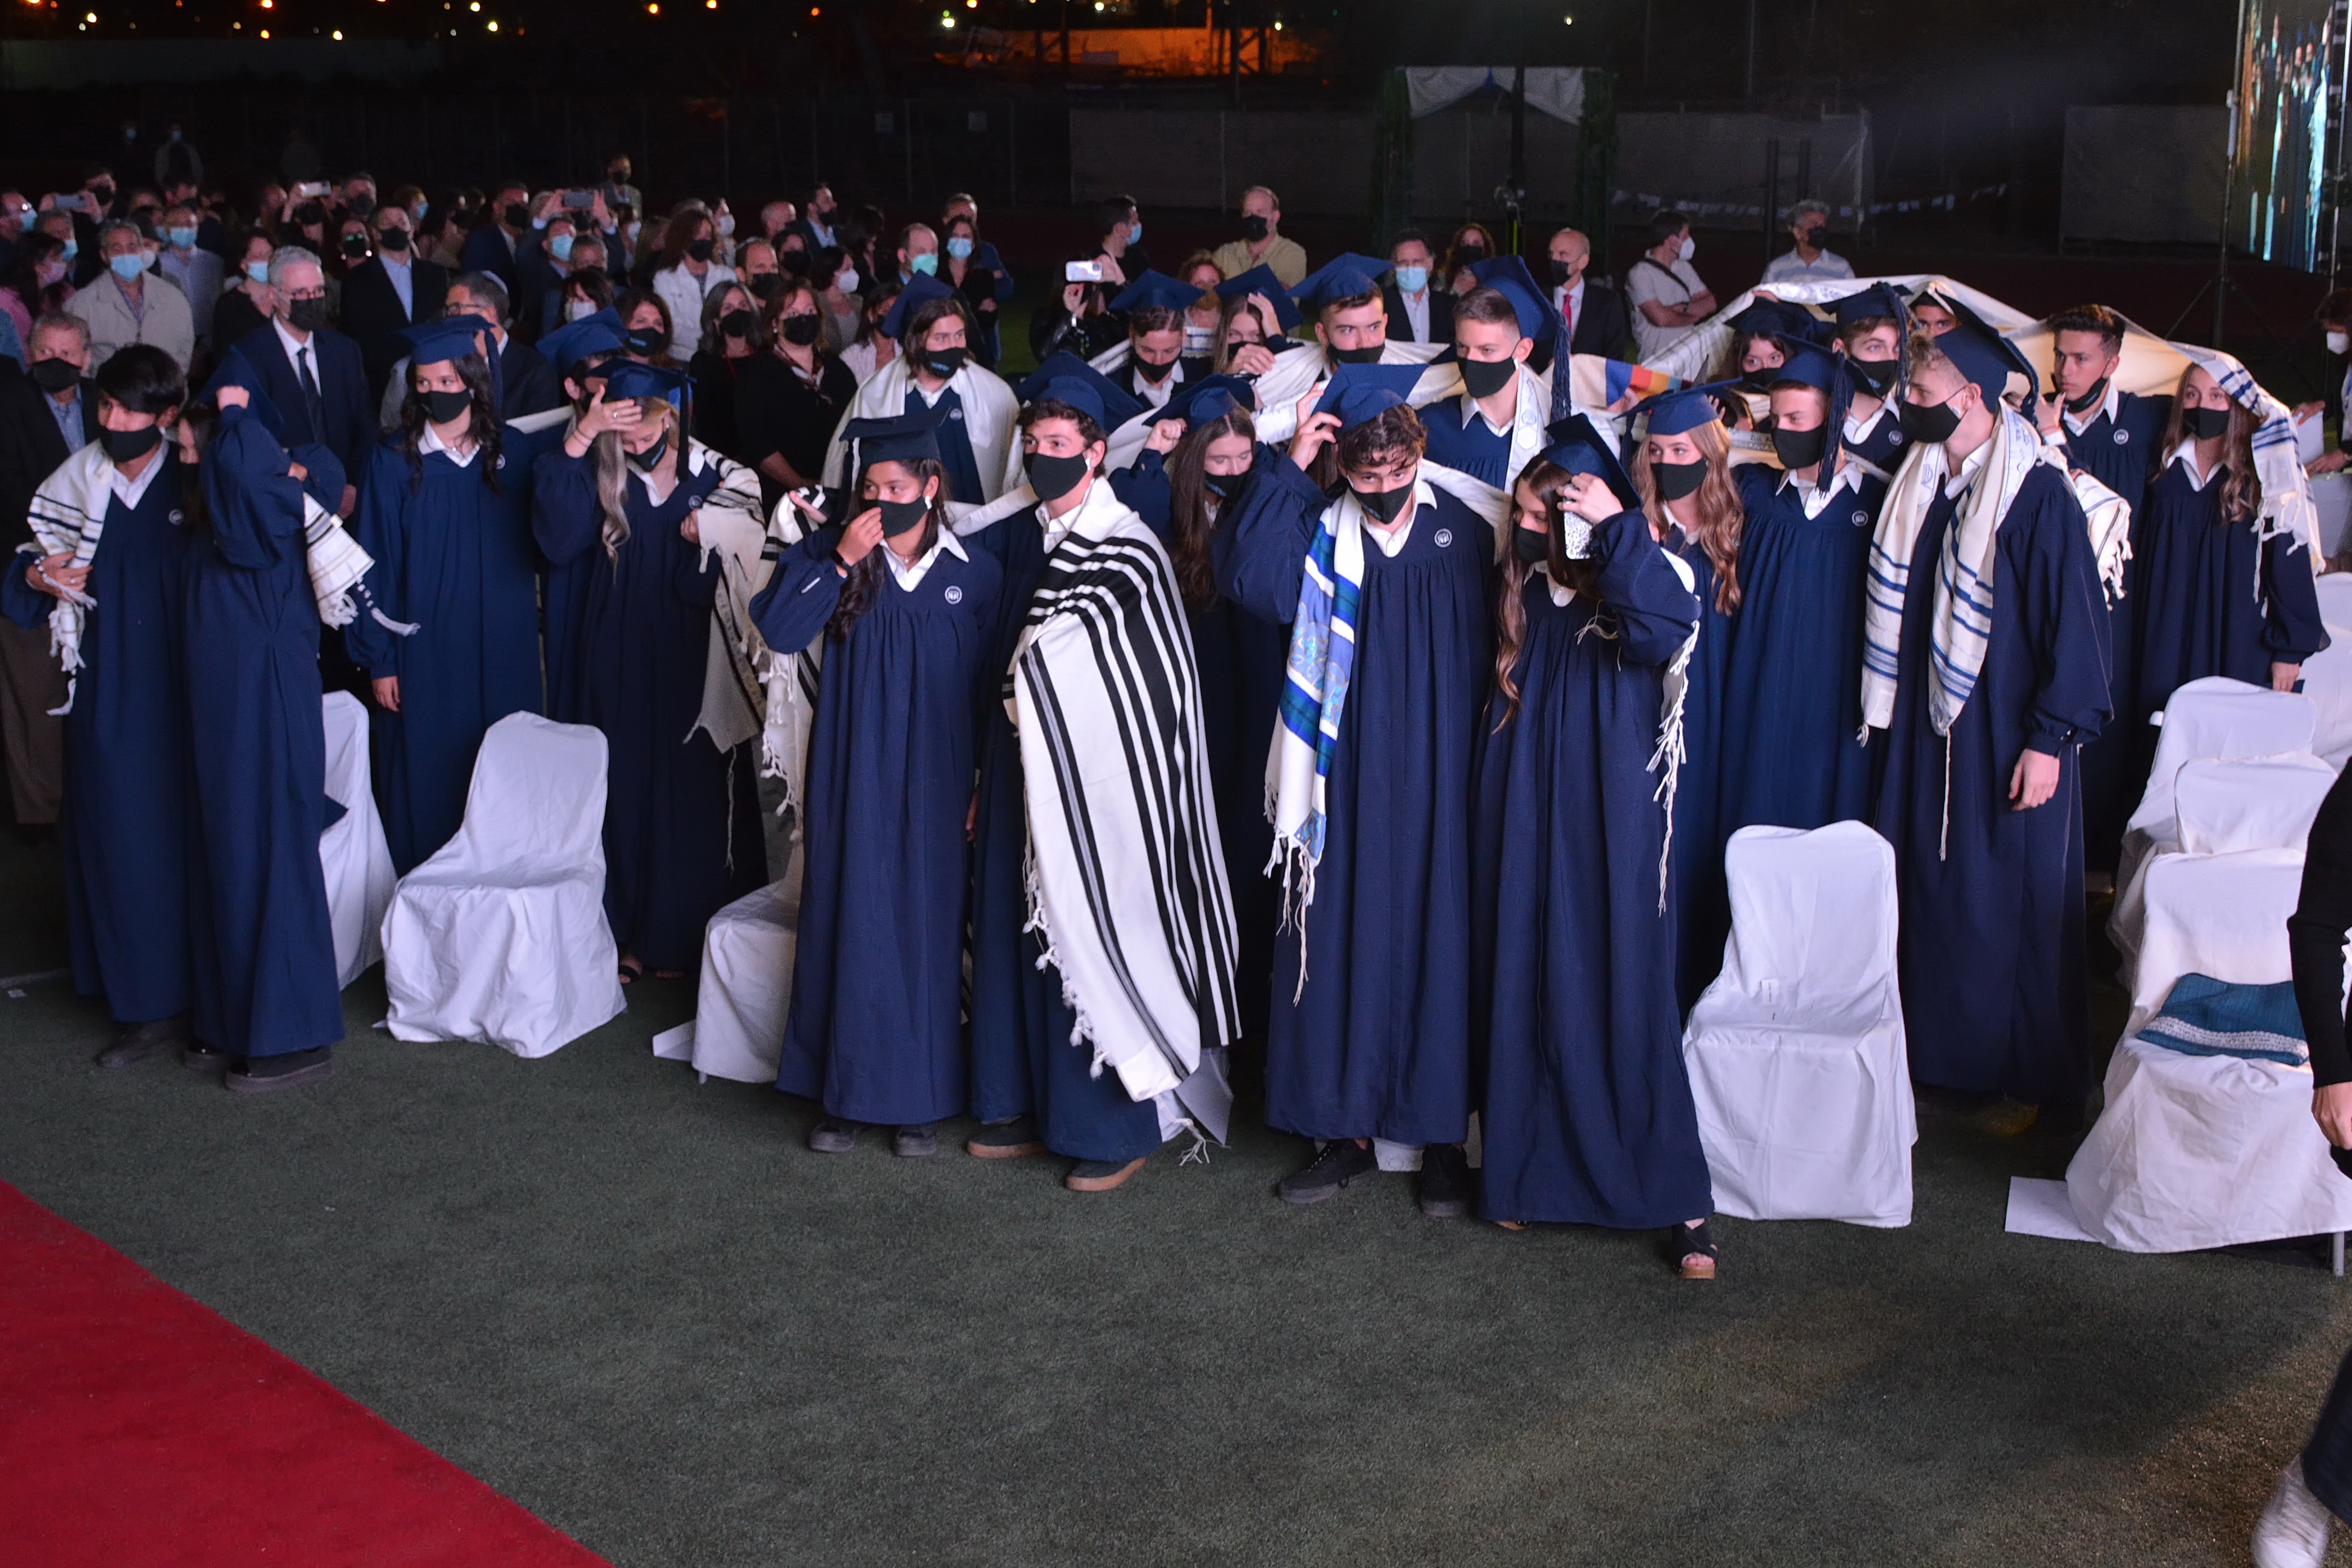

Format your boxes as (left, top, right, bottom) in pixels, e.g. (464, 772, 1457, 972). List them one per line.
(1419, 395, 1515, 488)
(182, 408, 342, 1056)
(1667, 531, 1733, 1014)
(1222, 457, 1494, 1147)
(346, 432, 545, 873)
(2126, 454, 2330, 741)
(0, 455, 195, 1025)
(907, 383, 983, 505)
(964, 496, 1165, 1162)
(751, 529, 1001, 1127)
(1870, 464, 2111, 1104)
(533, 447, 766, 972)
(1473, 513, 1712, 1227)
(1107, 448, 1173, 538)
(1843, 401, 1906, 473)
(1720, 464, 1884, 836)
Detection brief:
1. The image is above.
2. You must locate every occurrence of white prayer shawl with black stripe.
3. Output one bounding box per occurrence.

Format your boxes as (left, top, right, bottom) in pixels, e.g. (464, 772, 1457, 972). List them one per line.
(818, 354, 1025, 500)
(1008, 479, 1241, 1131)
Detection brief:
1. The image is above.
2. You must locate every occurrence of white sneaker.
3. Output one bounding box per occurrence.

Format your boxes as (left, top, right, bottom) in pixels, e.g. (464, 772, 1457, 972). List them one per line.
(2254, 1458, 2335, 1568)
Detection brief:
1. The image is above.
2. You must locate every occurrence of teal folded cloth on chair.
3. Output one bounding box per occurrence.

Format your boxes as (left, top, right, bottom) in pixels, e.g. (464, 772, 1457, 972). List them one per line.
(2141, 973, 2310, 1068)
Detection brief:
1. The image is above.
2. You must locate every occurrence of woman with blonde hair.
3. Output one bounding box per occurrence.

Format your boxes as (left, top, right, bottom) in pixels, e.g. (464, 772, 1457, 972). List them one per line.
(532, 360, 767, 983)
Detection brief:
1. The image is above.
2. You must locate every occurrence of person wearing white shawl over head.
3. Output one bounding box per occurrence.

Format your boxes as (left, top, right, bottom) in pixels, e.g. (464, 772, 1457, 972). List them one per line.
(1, 345, 205, 1069)
(1865, 318, 2111, 1123)
(1219, 362, 1503, 1217)
(962, 373, 1241, 1194)
(818, 273, 1022, 506)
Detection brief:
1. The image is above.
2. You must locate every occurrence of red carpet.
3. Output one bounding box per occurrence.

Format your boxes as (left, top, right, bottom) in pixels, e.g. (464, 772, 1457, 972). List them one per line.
(0, 1181, 610, 1568)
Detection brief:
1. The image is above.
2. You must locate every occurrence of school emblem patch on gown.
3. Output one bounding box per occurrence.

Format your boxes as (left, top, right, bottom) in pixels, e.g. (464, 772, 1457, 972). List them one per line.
(1433, 528, 1454, 548)
(1851, 509, 1870, 527)
(2113, 428, 2130, 445)
(944, 584, 963, 604)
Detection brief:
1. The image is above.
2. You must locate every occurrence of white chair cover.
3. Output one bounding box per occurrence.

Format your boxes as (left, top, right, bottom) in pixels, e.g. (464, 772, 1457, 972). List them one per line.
(1683, 822, 1915, 1227)
(2303, 623, 2352, 769)
(2124, 846, 2305, 1039)
(688, 845, 802, 1085)
(2173, 753, 2337, 856)
(2315, 567, 2352, 626)
(381, 713, 624, 1058)
(318, 692, 395, 989)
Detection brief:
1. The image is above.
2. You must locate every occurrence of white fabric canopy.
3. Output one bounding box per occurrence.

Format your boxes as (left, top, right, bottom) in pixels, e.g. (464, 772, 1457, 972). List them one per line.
(381, 713, 625, 1058)
(319, 691, 395, 989)
(1683, 822, 1916, 1227)
(1403, 67, 1585, 125)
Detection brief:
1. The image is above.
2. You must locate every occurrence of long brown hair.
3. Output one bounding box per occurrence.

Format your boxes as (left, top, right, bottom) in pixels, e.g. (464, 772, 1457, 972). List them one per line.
(830, 458, 947, 640)
(1212, 294, 1269, 374)
(590, 396, 683, 561)
(1633, 417, 1743, 613)
(2159, 366, 2263, 526)
(1492, 458, 1605, 728)
(1166, 411, 1256, 611)
(398, 351, 502, 493)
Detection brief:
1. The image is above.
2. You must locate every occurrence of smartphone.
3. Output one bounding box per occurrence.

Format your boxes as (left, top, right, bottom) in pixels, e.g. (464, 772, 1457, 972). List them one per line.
(563, 189, 595, 210)
(53, 193, 85, 214)
(294, 181, 332, 201)
(1065, 260, 1104, 284)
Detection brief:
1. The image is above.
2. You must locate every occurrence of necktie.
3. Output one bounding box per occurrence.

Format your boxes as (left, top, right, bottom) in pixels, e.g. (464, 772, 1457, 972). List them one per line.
(1560, 287, 1575, 347)
(297, 344, 324, 437)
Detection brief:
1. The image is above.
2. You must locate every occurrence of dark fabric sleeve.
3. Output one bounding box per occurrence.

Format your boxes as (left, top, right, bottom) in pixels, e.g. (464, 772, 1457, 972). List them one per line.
(1108, 448, 1172, 539)
(1590, 508, 1702, 667)
(531, 446, 602, 567)
(204, 408, 310, 572)
(748, 528, 844, 652)
(1, 545, 52, 629)
(1218, 453, 1321, 625)
(2263, 536, 2331, 664)
(342, 445, 407, 676)
(2014, 472, 2113, 755)
(2291, 766, 2352, 1085)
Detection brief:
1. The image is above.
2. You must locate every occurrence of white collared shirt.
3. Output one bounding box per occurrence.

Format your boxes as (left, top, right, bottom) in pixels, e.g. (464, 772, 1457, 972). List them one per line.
(271, 314, 319, 386)
(1399, 286, 1430, 343)
(381, 247, 414, 319)
(419, 419, 479, 468)
(1135, 360, 1184, 409)
(628, 448, 681, 503)
(1359, 472, 1436, 558)
(2061, 378, 2123, 438)
(1943, 440, 1993, 502)
(1551, 276, 1587, 338)
(109, 448, 170, 509)
(882, 526, 967, 592)
(1778, 460, 1860, 519)
(2172, 439, 2221, 491)
(1843, 399, 1892, 446)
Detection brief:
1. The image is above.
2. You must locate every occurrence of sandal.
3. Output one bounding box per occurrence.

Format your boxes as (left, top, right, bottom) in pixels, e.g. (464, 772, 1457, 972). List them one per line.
(617, 955, 643, 986)
(1671, 1217, 1717, 1280)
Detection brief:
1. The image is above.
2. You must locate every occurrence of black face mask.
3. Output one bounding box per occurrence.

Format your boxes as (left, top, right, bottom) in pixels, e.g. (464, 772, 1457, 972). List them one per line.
(1797, 225, 1826, 250)
(2064, 375, 2110, 416)
(627, 435, 670, 472)
(1241, 214, 1269, 242)
(1351, 479, 1415, 524)
(347, 193, 376, 220)
(876, 496, 931, 536)
(1329, 343, 1384, 366)
(1203, 467, 1250, 499)
(1133, 355, 1176, 384)
(503, 202, 529, 229)
(1025, 448, 1092, 503)
(1513, 524, 1552, 567)
(1547, 257, 1577, 287)
(1455, 243, 1487, 266)
(1651, 457, 1707, 502)
(98, 423, 161, 463)
(1898, 395, 1964, 446)
(746, 273, 783, 302)
(1771, 424, 1828, 471)
(292, 201, 327, 226)
(90, 183, 115, 208)
(341, 234, 370, 258)
(29, 357, 79, 394)
(922, 346, 968, 379)
(625, 327, 668, 357)
(686, 238, 715, 263)
(779, 315, 822, 347)
(287, 296, 330, 334)
(420, 387, 473, 424)
(1846, 356, 1897, 398)
(377, 228, 410, 253)
(2185, 404, 2233, 440)
(720, 309, 758, 339)
(1458, 356, 1517, 400)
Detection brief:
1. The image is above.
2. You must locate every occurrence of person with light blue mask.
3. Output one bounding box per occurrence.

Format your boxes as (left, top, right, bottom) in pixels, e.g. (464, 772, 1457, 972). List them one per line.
(894, 221, 939, 284)
(156, 201, 223, 346)
(207, 229, 278, 359)
(939, 196, 1013, 368)
(64, 218, 193, 371)
(1379, 229, 1451, 346)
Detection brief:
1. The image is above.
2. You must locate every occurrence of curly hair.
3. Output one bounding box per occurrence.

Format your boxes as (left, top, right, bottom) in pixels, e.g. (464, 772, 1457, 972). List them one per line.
(1632, 415, 1742, 614)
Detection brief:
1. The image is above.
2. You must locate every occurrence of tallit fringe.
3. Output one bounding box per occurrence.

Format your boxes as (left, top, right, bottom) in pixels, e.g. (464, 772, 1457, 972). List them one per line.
(1176, 1121, 1213, 1166)
(1022, 842, 1110, 1077)
(1939, 731, 1953, 863)
(370, 604, 420, 636)
(1265, 835, 1317, 1003)
(1647, 632, 1695, 916)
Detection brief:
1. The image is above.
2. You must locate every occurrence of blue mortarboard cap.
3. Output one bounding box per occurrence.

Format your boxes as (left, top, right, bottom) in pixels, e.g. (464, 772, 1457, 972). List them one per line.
(1629, 377, 1744, 436)
(1466, 256, 1556, 351)
(398, 313, 492, 368)
(840, 406, 944, 472)
(1832, 282, 1909, 330)
(1161, 373, 1258, 428)
(1933, 312, 2036, 405)
(880, 273, 957, 342)
(1726, 297, 1824, 345)
(1213, 264, 1301, 332)
(539, 307, 627, 374)
(601, 358, 692, 406)
(1312, 362, 1426, 430)
(1290, 252, 1390, 318)
(1538, 413, 1640, 511)
(1016, 352, 1146, 432)
(1109, 270, 1206, 316)
(1765, 340, 1839, 395)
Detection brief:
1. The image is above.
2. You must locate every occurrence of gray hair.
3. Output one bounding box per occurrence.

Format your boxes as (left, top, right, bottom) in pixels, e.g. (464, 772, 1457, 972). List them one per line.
(448, 270, 510, 325)
(95, 217, 145, 253)
(1789, 198, 1832, 226)
(29, 311, 89, 354)
(269, 245, 323, 288)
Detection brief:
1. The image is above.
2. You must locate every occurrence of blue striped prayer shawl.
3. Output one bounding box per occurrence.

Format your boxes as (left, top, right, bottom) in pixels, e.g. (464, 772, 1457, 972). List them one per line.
(1266, 486, 1376, 937)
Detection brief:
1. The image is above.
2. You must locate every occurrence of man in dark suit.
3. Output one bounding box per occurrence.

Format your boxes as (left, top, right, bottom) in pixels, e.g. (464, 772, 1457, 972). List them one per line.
(341, 202, 449, 407)
(1547, 226, 1630, 360)
(1380, 230, 1454, 347)
(457, 180, 532, 296)
(0, 312, 99, 833)
(217, 246, 370, 515)
(445, 272, 563, 420)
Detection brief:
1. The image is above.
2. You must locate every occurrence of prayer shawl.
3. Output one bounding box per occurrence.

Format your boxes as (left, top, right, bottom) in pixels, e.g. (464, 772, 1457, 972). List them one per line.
(677, 438, 791, 772)
(1266, 461, 1510, 957)
(1008, 479, 1242, 1127)
(1245, 338, 1454, 448)
(25, 439, 391, 713)
(1641, 273, 2038, 379)
(1860, 402, 2050, 736)
(2142, 973, 2308, 1068)
(819, 354, 1024, 500)
(2174, 344, 2321, 578)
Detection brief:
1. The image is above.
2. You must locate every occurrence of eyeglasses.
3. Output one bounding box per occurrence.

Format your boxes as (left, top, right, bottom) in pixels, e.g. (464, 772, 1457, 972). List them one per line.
(287, 287, 328, 301)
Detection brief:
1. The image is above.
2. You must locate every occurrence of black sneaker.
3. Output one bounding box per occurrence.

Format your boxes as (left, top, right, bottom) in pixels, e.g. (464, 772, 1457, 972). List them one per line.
(892, 1124, 939, 1158)
(94, 1015, 188, 1069)
(966, 1117, 1044, 1159)
(224, 1046, 334, 1095)
(808, 1117, 857, 1154)
(1276, 1139, 1377, 1205)
(1418, 1144, 1471, 1218)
